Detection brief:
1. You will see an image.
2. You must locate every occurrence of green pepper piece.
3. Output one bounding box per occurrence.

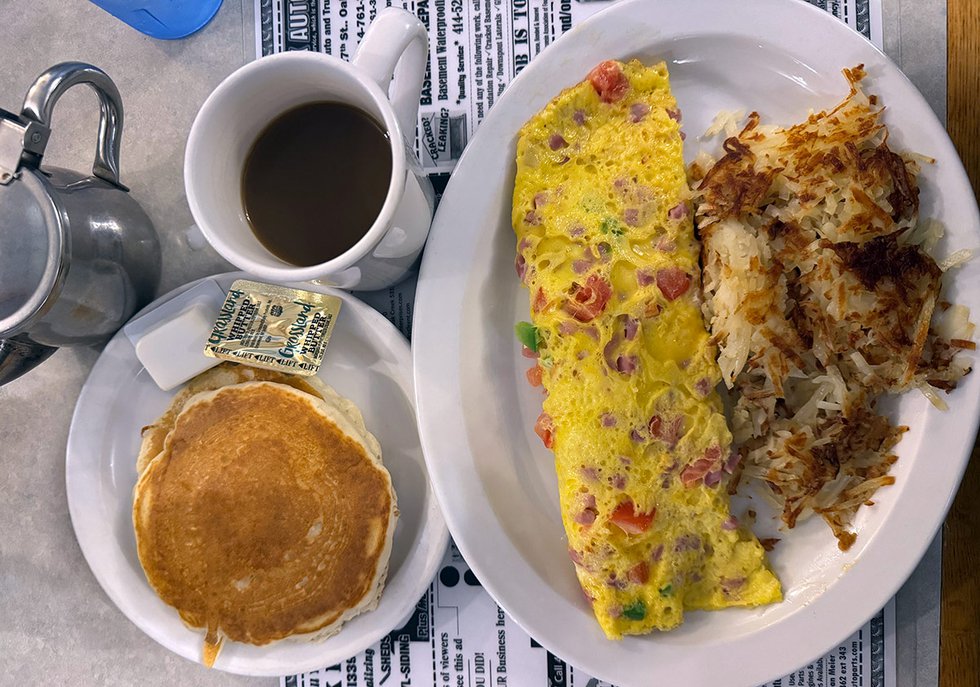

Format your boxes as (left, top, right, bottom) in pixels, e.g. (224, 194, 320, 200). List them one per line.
(622, 600, 646, 620)
(658, 584, 673, 597)
(600, 217, 624, 236)
(515, 321, 541, 352)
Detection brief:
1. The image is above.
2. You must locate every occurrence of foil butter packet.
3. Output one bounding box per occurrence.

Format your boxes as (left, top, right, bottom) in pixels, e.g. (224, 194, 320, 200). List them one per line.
(204, 279, 341, 375)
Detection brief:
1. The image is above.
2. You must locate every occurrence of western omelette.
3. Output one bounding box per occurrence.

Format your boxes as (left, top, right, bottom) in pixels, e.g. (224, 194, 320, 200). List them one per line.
(512, 59, 781, 639)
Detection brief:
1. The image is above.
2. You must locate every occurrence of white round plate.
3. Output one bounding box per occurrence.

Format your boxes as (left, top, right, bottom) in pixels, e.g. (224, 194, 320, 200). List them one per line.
(66, 272, 448, 676)
(412, 1, 980, 686)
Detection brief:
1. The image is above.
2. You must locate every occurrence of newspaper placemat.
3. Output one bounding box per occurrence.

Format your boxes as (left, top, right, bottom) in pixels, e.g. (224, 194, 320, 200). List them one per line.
(254, 2, 902, 686)
(254, 0, 882, 176)
(284, 540, 895, 687)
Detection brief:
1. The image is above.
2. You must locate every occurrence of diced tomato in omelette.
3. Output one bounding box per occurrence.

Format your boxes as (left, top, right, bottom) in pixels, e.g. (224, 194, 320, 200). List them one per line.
(512, 59, 781, 639)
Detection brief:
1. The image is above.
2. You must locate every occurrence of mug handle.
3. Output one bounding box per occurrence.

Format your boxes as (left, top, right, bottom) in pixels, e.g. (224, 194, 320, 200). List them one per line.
(353, 7, 428, 145)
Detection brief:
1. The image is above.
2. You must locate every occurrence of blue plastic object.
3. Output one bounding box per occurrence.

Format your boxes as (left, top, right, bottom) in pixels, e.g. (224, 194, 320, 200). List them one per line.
(88, 0, 223, 39)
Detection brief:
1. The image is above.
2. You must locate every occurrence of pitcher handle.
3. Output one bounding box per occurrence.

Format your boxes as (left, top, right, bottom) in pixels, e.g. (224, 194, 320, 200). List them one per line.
(353, 8, 428, 147)
(20, 62, 126, 189)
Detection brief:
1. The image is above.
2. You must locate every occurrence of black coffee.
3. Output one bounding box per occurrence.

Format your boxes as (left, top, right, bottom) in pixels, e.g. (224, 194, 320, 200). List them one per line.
(241, 102, 392, 267)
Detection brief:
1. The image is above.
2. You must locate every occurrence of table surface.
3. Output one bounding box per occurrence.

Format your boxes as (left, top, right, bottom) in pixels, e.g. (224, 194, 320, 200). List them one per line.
(941, 2, 980, 685)
(0, 3, 269, 686)
(0, 2, 977, 686)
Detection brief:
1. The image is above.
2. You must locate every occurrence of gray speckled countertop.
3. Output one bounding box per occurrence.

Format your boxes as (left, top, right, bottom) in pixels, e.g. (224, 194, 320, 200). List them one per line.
(0, 1, 270, 684)
(0, 0, 949, 685)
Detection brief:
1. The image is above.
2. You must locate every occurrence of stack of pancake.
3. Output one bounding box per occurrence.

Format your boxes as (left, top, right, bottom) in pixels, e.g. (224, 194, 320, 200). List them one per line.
(133, 363, 397, 666)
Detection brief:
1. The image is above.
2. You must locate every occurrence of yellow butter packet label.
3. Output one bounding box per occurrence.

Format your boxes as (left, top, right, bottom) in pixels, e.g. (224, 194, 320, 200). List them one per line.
(203, 279, 341, 375)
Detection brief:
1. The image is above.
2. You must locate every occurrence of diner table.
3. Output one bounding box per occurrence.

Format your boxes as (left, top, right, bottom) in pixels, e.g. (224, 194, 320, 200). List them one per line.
(940, 2, 979, 685)
(0, 1, 976, 686)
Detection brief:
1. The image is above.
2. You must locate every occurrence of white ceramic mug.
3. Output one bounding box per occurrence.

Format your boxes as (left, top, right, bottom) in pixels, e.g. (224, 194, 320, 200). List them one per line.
(184, 8, 434, 291)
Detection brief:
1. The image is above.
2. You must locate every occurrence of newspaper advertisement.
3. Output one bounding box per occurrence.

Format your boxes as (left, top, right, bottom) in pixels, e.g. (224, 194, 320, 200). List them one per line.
(354, 273, 417, 339)
(260, 1, 894, 685)
(254, 0, 882, 175)
(282, 542, 896, 687)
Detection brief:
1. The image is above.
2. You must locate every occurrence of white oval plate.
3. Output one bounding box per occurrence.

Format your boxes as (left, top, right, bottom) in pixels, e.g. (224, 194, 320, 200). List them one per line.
(412, 1, 980, 686)
(66, 272, 448, 676)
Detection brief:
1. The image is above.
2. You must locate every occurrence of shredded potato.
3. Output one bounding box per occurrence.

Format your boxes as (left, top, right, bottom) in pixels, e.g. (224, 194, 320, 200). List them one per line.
(694, 66, 975, 550)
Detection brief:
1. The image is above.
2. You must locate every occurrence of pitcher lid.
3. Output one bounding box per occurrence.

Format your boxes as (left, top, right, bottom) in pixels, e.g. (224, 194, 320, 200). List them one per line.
(0, 171, 64, 336)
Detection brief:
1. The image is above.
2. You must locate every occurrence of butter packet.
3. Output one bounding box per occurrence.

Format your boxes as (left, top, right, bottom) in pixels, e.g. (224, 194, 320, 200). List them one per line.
(204, 279, 341, 375)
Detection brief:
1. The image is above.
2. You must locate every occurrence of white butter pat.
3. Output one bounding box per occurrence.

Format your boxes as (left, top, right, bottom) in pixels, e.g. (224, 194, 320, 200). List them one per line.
(124, 279, 225, 391)
(134, 303, 217, 390)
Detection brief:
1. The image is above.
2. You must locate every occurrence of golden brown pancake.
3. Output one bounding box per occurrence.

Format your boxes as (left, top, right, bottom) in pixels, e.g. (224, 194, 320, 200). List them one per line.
(137, 362, 332, 474)
(133, 381, 396, 665)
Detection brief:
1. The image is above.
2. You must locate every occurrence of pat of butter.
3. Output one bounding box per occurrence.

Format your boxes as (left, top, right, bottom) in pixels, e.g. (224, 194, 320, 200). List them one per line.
(124, 280, 225, 391)
(134, 303, 218, 390)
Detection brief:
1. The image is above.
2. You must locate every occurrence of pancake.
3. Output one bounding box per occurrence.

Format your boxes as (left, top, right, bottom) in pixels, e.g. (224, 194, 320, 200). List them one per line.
(137, 362, 349, 474)
(133, 380, 396, 665)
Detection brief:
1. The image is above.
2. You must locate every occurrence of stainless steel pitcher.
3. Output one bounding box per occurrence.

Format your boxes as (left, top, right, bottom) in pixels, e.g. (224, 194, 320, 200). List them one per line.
(0, 62, 160, 385)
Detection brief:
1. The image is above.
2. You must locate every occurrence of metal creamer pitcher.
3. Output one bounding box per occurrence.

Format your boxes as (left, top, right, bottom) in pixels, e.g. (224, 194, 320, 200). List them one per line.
(0, 62, 160, 385)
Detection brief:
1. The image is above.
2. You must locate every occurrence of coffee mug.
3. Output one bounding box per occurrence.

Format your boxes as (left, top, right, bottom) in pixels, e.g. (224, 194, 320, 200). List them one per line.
(184, 7, 434, 291)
